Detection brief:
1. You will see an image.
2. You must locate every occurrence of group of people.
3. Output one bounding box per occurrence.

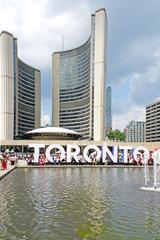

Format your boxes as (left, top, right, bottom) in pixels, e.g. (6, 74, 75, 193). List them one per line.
(24, 151, 101, 165)
(27, 153, 47, 166)
(0, 150, 155, 167)
(0, 153, 17, 170)
(27, 153, 91, 165)
(127, 153, 153, 165)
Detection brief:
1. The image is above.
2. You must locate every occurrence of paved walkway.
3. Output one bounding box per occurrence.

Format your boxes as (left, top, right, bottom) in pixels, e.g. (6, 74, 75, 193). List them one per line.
(0, 165, 16, 180)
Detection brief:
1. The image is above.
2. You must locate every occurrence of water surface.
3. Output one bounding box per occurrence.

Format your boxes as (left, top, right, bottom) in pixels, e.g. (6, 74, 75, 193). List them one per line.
(0, 168, 160, 240)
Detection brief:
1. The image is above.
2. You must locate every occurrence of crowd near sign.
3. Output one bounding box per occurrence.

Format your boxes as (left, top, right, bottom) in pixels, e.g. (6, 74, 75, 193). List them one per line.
(28, 144, 154, 163)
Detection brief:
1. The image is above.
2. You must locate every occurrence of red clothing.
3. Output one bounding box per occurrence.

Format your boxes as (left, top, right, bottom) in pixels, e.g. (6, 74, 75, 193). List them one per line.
(2, 160, 7, 170)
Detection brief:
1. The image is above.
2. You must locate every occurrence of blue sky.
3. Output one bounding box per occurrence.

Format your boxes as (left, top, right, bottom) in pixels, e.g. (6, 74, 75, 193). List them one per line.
(1, 0, 160, 130)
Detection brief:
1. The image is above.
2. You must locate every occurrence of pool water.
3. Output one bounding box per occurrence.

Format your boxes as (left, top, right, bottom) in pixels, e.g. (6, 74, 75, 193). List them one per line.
(0, 168, 160, 240)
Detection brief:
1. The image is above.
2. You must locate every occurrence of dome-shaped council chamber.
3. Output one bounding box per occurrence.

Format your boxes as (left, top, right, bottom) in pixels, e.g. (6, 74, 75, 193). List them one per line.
(24, 127, 81, 140)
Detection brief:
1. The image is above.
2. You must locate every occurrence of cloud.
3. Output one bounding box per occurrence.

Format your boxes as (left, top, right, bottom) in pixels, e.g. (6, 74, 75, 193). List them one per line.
(0, 0, 94, 119)
(129, 53, 160, 106)
(113, 106, 145, 131)
(111, 37, 160, 129)
(1, 0, 160, 130)
(108, 0, 160, 85)
(0, 0, 92, 69)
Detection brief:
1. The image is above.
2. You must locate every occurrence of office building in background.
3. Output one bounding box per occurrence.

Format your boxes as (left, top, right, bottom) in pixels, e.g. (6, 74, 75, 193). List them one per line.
(146, 98, 160, 142)
(52, 9, 107, 140)
(124, 120, 146, 142)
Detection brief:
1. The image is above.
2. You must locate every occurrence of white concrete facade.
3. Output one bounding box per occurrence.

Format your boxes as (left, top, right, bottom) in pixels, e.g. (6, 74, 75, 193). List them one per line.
(0, 32, 14, 140)
(0, 31, 41, 140)
(52, 53, 60, 127)
(94, 9, 107, 141)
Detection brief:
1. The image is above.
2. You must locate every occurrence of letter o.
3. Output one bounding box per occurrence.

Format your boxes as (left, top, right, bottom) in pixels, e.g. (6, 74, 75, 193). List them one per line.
(46, 144, 65, 163)
(83, 145, 101, 163)
(133, 146, 149, 163)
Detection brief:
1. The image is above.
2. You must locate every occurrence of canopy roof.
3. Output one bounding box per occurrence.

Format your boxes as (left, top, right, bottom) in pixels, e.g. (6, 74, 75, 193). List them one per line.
(24, 127, 81, 140)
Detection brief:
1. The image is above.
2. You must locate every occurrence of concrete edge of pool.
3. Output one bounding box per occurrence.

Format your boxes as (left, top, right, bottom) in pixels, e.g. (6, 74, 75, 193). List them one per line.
(0, 163, 153, 181)
(0, 166, 17, 180)
(16, 160, 150, 168)
(17, 164, 148, 168)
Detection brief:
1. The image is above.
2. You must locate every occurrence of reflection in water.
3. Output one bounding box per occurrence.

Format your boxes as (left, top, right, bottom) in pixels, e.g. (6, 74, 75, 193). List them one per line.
(0, 168, 160, 239)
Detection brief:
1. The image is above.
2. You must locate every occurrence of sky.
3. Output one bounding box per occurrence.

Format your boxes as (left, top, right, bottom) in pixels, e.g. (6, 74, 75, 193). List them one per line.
(0, 0, 160, 130)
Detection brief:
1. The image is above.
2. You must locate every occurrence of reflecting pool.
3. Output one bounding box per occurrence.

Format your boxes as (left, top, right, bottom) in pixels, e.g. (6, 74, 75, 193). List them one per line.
(0, 168, 160, 240)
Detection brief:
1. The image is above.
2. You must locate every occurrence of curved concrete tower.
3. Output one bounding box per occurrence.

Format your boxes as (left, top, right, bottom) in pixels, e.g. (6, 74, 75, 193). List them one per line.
(0, 31, 41, 140)
(52, 9, 107, 140)
(0, 31, 14, 140)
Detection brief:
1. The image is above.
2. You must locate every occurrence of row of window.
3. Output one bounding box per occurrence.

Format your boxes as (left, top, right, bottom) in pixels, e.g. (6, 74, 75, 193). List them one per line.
(60, 92, 90, 102)
(60, 118, 90, 126)
(60, 77, 90, 90)
(60, 71, 90, 83)
(19, 97, 35, 107)
(60, 51, 90, 66)
(19, 72, 35, 84)
(18, 89, 35, 100)
(18, 109, 35, 118)
(60, 111, 90, 119)
(60, 111, 90, 118)
(18, 113, 35, 121)
(19, 82, 35, 95)
(60, 81, 90, 94)
(18, 119, 34, 128)
(60, 39, 91, 58)
(19, 93, 35, 103)
(18, 66, 35, 79)
(19, 76, 35, 89)
(60, 70, 90, 85)
(60, 103, 90, 112)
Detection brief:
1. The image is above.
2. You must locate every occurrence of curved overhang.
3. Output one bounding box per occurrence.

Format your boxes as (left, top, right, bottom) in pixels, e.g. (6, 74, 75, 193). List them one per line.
(24, 127, 82, 140)
(0, 31, 13, 37)
(53, 36, 91, 55)
(18, 58, 40, 72)
(95, 8, 106, 14)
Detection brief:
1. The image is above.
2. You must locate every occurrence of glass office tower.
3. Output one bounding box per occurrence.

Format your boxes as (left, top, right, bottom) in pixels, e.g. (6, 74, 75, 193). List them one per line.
(52, 9, 107, 140)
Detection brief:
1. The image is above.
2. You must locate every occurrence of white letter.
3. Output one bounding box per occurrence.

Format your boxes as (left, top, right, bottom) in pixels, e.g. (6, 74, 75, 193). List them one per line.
(119, 146, 133, 163)
(67, 145, 80, 163)
(46, 144, 65, 163)
(133, 146, 149, 162)
(102, 145, 118, 163)
(83, 145, 101, 163)
(28, 144, 45, 163)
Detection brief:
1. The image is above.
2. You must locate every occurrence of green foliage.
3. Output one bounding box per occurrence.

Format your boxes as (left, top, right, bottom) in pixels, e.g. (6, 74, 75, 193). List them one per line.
(107, 129, 125, 142)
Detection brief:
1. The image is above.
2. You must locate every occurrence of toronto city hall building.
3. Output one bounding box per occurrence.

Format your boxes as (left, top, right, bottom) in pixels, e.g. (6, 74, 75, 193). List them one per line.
(52, 9, 107, 141)
(0, 31, 41, 140)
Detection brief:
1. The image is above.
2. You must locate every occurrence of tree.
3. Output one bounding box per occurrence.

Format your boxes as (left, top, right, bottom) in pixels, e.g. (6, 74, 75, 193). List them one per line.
(107, 129, 125, 142)
(107, 130, 115, 140)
